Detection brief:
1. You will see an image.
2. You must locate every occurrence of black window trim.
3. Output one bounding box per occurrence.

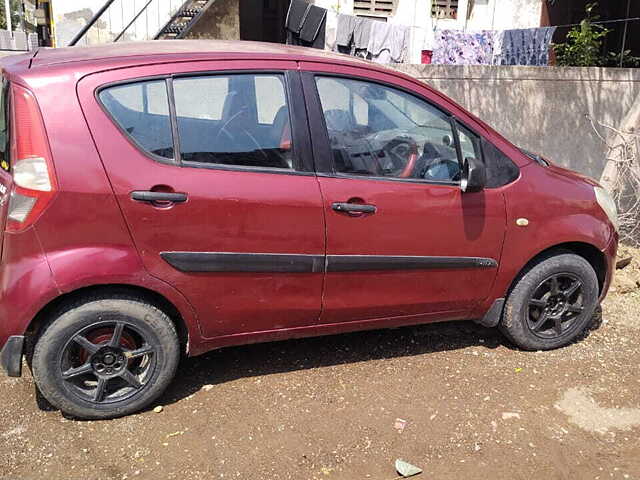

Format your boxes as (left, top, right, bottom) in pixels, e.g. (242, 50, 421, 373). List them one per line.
(302, 70, 518, 188)
(95, 69, 316, 177)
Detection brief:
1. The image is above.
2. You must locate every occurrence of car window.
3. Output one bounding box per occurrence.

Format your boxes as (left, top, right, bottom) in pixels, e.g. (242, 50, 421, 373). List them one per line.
(456, 123, 482, 161)
(315, 76, 461, 183)
(482, 138, 520, 188)
(173, 73, 294, 170)
(99, 80, 174, 159)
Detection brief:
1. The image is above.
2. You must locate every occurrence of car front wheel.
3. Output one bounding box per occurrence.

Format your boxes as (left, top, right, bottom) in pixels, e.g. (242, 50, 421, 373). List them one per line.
(32, 296, 180, 419)
(500, 252, 599, 351)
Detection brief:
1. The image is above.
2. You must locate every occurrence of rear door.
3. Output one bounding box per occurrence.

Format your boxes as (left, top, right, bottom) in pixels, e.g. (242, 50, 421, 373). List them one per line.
(301, 64, 506, 324)
(78, 61, 325, 338)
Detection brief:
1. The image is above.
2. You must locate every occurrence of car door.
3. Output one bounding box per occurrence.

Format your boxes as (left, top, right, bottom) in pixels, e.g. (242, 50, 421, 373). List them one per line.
(78, 61, 325, 338)
(300, 64, 507, 324)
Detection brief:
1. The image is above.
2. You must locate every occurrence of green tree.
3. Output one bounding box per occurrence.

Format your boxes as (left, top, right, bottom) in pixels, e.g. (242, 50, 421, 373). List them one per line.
(0, 0, 23, 31)
(554, 2, 610, 67)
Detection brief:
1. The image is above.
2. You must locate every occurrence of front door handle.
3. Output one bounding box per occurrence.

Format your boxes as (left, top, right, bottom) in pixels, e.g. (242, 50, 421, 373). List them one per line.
(332, 202, 377, 214)
(131, 191, 188, 204)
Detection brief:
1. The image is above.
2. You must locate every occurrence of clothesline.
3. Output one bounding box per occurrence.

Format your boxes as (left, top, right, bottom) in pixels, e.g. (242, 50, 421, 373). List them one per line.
(552, 16, 640, 29)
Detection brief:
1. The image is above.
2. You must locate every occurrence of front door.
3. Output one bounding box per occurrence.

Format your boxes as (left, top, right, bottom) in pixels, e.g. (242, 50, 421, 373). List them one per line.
(79, 62, 325, 338)
(301, 67, 506, 324)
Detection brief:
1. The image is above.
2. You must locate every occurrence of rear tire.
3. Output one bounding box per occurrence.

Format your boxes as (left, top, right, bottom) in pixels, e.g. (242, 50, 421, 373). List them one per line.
(32, 296, 179, 419)
(500, 253, 599, 351)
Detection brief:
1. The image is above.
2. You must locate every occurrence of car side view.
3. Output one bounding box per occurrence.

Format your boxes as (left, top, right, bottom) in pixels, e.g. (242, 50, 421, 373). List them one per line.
(0, 41, 618, 419)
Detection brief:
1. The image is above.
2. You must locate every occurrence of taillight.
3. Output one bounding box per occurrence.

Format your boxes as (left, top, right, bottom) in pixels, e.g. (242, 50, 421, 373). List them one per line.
(6, 85, 56, 233)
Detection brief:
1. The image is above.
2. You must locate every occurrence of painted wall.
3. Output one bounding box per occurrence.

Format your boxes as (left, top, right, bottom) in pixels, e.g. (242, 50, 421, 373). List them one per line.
(394, 64, 640, 179)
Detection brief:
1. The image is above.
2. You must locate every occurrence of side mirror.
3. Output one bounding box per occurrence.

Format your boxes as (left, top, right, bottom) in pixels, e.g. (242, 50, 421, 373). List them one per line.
(461, 157, 486, 193)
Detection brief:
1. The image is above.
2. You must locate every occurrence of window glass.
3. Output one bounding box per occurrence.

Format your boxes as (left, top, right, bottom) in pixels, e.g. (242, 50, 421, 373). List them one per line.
(315, 76, 460, 183)
(174, 77, 228, 121)
(173, 74, 293, 169)
(482, 138, 519, 188)
(99, 80, 174, 159)
(457, 124, 482, 161)
(255, 76, 286, 124)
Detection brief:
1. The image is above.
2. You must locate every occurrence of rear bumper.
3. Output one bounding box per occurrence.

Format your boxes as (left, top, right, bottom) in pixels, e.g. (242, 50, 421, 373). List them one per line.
(0, 335, 24, 377)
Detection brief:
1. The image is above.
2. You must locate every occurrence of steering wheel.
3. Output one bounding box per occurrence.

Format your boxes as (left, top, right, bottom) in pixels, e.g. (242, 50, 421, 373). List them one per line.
(380, 136, 419, 178)
(213, 109, 271, 164)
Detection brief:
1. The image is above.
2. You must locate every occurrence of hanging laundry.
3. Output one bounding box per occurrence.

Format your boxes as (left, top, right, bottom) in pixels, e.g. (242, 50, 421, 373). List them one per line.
(285, 0, 327, 50)
(432, 29, 494, 65)
(335, 14, 374, 56)
(324, 9, 339, 52)
(492, 27, 556, 66)
(367, 22, 410, 64)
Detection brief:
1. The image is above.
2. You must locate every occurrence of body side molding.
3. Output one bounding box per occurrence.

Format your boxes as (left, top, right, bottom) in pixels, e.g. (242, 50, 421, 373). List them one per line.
(161, 252, 498, 273)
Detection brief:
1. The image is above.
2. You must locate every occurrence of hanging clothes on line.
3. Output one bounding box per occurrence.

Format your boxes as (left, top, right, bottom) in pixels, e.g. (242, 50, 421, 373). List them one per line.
(335, 13, 374, 57)
(432, 29, 494, 65)
(285, 0, 327, 50)
(492, 27, 557, 66)
(367, 21, 410, 64)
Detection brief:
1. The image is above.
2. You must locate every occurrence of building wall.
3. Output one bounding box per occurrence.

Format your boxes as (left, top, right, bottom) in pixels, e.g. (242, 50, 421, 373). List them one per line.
(186, 0, 239, 40)
(394, 64, 640, 179)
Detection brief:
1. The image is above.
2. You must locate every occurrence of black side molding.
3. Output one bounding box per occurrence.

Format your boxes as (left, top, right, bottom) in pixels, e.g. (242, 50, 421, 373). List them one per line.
(161, 252, 325, 273)
(0, 335, 24, 377)
(475, 298, 505, 328)
(161, 252, 498, 274)
(326, 255, 498, 272)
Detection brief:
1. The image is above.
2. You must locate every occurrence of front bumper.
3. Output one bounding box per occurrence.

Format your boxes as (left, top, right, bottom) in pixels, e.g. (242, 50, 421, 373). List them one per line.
(600, 231, 619, 302)
(0, 336, 24, 377)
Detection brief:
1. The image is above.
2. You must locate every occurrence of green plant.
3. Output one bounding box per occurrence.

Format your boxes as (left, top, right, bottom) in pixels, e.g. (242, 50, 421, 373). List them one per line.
(553, 2, 610, 67)
(606, 50, 640, 68)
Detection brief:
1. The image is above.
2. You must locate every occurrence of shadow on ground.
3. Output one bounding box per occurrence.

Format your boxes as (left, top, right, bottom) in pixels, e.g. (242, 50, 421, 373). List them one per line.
(159, 319, 508, 407)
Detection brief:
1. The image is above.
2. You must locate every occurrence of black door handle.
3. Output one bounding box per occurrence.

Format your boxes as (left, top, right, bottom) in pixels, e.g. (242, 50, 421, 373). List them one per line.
(332, 202, 376, 214)
(131, 191, 188, 204)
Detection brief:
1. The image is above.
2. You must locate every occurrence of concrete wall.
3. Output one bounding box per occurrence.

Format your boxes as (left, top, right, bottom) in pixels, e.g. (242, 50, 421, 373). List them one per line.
(186, 0, 239, 41)
(393, 65, 640, 179)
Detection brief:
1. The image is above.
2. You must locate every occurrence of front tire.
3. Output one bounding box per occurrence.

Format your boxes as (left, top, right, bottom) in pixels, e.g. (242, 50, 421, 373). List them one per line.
(501, 253, 599, 351)
(32, 296, 180, 419)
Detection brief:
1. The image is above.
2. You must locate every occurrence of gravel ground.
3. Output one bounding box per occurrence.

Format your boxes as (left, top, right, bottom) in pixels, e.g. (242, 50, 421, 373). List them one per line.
(2, 252, 640, 480)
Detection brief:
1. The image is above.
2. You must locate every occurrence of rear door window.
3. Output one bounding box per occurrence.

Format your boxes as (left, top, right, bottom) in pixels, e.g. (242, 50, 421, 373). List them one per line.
(99, 80, 174, 159)
(173, 73, 294, 170)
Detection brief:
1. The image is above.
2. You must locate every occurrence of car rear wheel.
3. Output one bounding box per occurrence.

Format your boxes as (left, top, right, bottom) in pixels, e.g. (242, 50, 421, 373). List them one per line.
(32, 296, 179, 419)
(500, 252, 599, 351)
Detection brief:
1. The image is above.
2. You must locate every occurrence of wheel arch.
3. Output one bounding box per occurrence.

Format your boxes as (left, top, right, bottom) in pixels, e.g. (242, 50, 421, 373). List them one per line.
(24, 284, 191, 360)
(508, 241, 606, 297)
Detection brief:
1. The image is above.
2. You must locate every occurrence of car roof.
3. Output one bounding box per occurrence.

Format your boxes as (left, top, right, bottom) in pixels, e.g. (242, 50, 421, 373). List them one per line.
(23, 39, 372, 70)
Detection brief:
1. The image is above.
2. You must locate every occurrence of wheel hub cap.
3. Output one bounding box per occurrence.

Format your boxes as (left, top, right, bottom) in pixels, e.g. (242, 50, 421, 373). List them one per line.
(91, 347, 126, 376)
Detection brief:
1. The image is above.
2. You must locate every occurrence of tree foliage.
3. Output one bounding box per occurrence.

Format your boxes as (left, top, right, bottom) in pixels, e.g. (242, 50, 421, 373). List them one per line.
(554, 3, 610, 67)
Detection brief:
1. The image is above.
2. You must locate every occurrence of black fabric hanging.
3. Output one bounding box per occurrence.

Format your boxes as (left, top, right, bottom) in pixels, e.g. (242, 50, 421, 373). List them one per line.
(285, 0, 327, 49)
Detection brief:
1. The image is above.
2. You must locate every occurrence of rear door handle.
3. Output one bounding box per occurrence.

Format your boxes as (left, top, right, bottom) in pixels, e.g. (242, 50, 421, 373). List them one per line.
(332, 202, 377, 214)
(131, 191, 188, 204)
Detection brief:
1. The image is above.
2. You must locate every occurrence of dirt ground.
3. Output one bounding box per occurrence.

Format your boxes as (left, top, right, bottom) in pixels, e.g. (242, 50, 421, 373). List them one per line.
(2, 250, 640, 480)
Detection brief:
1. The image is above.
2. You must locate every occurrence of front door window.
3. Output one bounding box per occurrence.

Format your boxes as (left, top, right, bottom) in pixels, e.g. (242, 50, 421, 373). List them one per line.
(315, 76, 461, 183)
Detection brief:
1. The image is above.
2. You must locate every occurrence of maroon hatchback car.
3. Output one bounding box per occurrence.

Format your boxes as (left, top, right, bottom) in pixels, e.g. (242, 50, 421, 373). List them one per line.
(0, 41, 618, 419)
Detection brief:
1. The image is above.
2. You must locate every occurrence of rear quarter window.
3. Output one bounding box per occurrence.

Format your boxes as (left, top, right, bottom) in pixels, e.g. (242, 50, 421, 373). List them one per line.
(98, 80, 174, 160)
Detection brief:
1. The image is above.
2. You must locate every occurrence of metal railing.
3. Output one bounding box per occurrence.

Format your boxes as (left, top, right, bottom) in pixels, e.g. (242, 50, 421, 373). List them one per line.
(69, 0, 186, 47)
